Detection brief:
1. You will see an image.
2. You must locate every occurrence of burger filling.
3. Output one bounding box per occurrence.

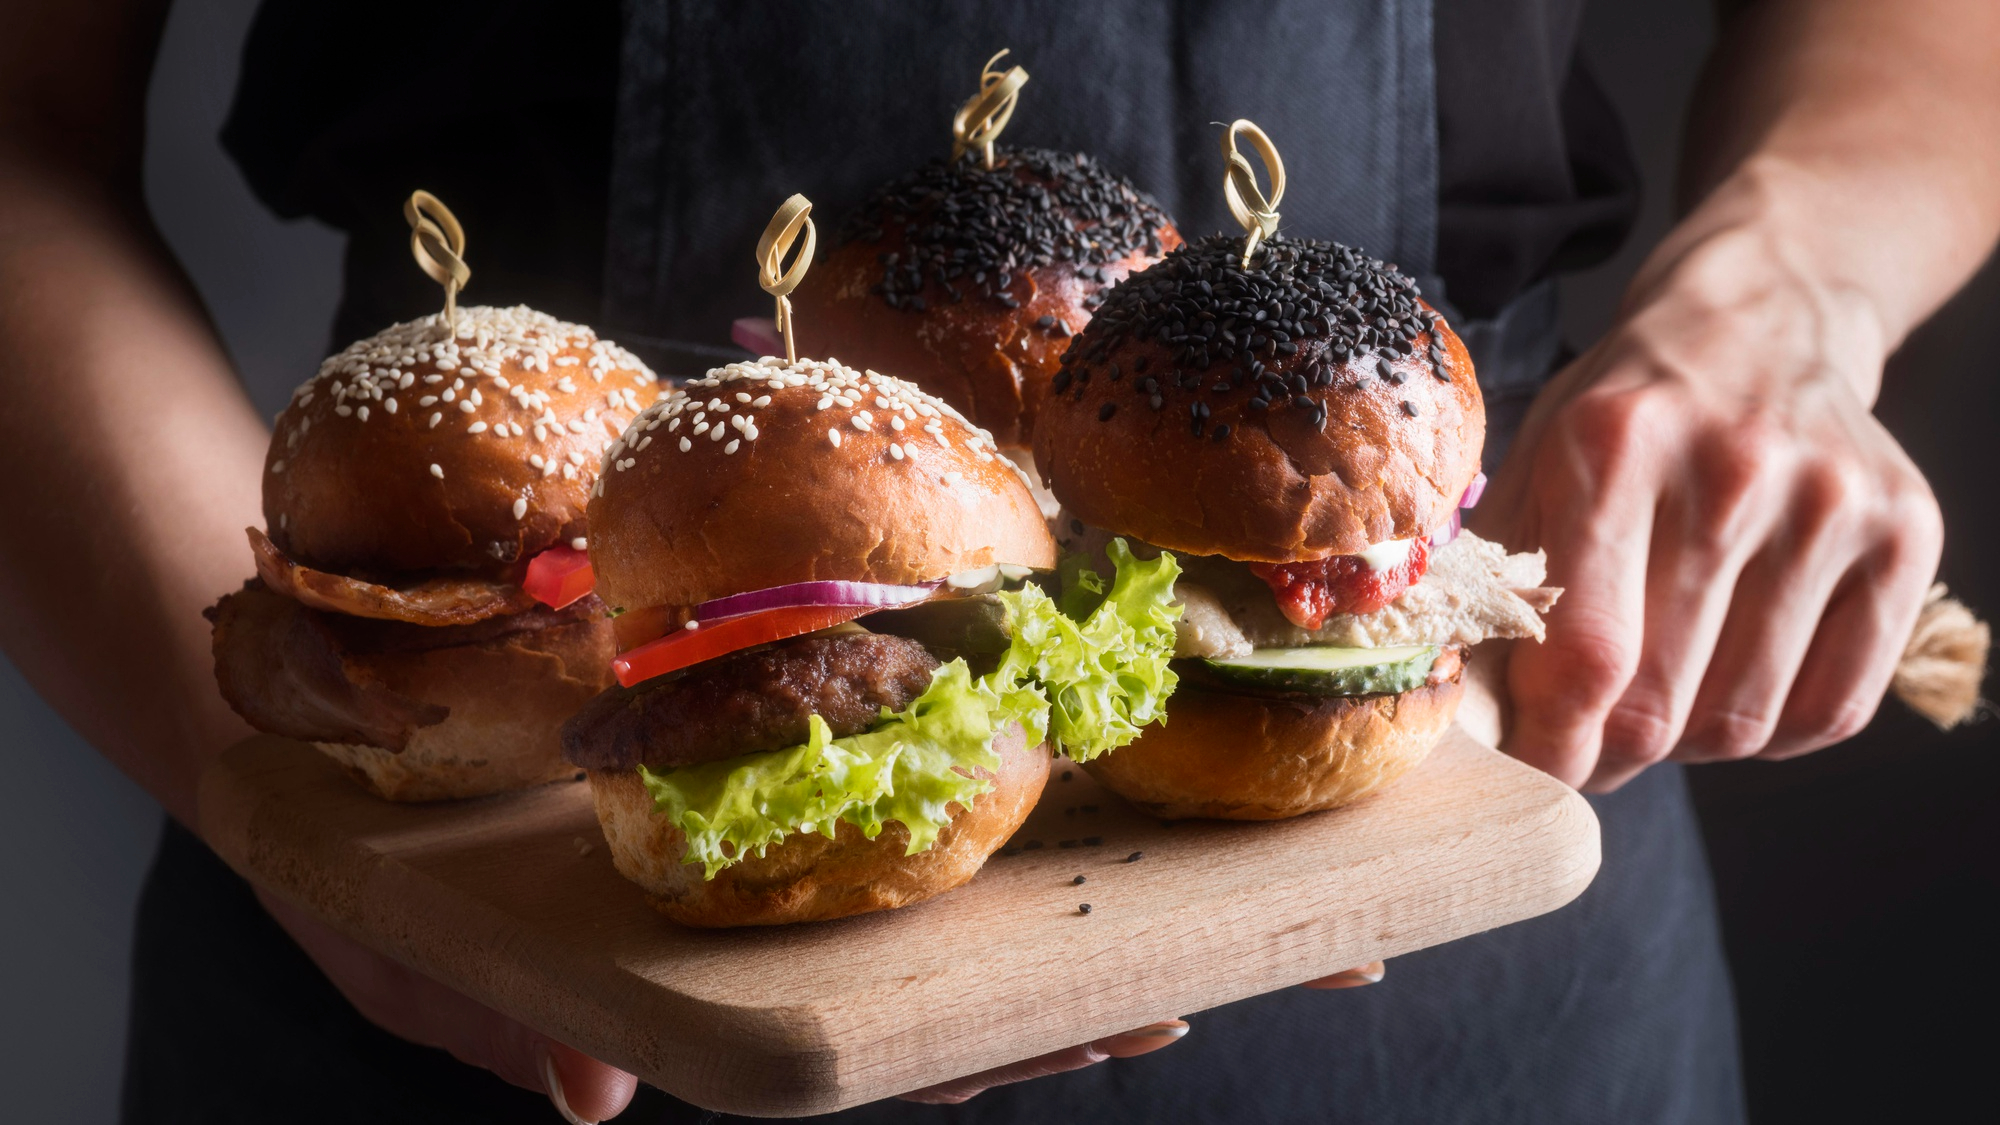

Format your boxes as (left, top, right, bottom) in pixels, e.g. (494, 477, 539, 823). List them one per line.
(567, 541, 1184, 878)
(1247, 536, 1431, 629)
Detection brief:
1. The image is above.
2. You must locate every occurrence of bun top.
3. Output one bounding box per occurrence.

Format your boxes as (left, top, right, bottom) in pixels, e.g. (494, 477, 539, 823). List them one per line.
(1032, 235, 1484, 561)
(588, 357, 1057, 611)
(264, 306, 659, 577)
(792, 147, 1180, 448)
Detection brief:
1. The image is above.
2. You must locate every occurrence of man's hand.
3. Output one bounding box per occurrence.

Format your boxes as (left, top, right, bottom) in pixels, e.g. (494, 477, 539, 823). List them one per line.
(1474, 0, 2000, 790)
(1478, 199, 1941, 790)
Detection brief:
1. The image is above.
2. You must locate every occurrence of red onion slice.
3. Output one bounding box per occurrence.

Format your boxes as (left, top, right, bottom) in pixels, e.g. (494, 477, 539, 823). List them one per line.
(696, 579, 942, 622)
(1459, 471, 1488, 510)
(1430, 508, 1463, 549)
(730, 317, 784, 357)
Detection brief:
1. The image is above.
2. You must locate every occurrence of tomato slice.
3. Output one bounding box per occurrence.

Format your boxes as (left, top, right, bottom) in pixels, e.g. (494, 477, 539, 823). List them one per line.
(522, 546, 596, 609)
(612, 604, 875, 688)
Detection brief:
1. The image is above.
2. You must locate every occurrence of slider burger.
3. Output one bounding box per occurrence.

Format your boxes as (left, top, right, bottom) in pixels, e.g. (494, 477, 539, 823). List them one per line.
(560, 357, 1179, 927)
(207, 304, 660, 800)
(791, 52, 1181, 482)
(1033, 124, 1559, 818)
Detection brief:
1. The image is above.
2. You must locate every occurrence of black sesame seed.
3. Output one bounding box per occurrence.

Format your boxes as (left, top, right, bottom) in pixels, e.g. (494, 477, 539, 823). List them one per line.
(1036, 315, 1056, 329)
(1098, 402, 1118, 422)
(1073, 875, 1087, 885)
(1070, 518, 1084, 535)
(1060, 769, 1074, 781)
(1078, 903, 1093, 914)
(1212, 423, 1231, 441)
(1052, 369, 1073, 393)
(1126, 851, 1144, 863)
(1401, 400, 1420, 416)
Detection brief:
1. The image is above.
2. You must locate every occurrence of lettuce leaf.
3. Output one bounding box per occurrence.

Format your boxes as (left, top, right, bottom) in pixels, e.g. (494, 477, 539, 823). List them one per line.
(635, 539, 1181, 877)
(999, 540, 1183, 762)
(639, 659, 1049, 879)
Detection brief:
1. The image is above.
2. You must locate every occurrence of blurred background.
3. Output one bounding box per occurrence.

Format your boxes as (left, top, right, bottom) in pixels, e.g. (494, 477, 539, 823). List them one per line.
(0, 2, 1990, 1121)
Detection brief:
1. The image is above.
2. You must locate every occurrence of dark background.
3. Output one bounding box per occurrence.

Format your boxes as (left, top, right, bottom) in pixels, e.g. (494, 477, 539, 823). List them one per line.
(0, 2, 1989, 1121)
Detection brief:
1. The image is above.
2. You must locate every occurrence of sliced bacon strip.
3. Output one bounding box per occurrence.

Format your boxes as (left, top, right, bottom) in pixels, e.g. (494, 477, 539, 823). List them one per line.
(248, 527, 536, 626)
(207, 583, 449, 751)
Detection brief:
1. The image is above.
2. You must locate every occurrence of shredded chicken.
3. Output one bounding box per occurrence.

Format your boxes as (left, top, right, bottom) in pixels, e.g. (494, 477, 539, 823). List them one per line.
(1171, 531, 1561, 657)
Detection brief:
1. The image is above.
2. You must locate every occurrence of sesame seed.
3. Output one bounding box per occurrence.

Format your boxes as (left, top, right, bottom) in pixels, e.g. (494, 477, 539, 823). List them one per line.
(679, 437, 692, 452)
(724, 439, 740, 454)
(383, 398, 398, 414)
(851, 416, 871, 431)
(890, 415, 905, 431)
(571, 538, 587, 551)
(428, 412, 442, 428)
(1077, 904, 1093, 915)
(889, 443, 905, 460)
(270, 460, 285, 474)
(512, 497, 528, 519)
(829, 428, 843, 447)
(356, 405, 369, 421)
(468, 421, 488, 433)
(429, 463, 444, 479)
(458, 400, 476, 414)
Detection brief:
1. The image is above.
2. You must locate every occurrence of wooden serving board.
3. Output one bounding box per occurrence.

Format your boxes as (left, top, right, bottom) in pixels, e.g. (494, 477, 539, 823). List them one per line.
(199, 727, 1598, 1116)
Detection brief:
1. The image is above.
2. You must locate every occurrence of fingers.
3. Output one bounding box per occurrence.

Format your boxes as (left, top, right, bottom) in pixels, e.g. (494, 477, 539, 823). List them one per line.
(1677, 441, 1941, 763)
(1503, 387, 1660, 786)
(1767, 543, 1936, 758)
(257, 891, 639, 1123)
(1589, 430, 1782, 790)
(1301, 961, 1386, 990)
(898, 1020, 1189, 1105)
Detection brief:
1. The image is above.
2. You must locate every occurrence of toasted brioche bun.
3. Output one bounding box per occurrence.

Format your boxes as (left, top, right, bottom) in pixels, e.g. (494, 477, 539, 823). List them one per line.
(1083, 673, 1464, 820)
(792, 147, 1179, 447)
(314, 614, 616, 801)
(589, 357, 1056, 611)
(265, 306, 657, 576)
(588, 725, 1049, 927)
(1033, 235, 1484, 561)
(795, 247, 1172, 449)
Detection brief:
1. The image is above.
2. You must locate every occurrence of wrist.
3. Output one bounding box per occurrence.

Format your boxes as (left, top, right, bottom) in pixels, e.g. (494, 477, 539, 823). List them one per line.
(1619, 156, 1891, 405)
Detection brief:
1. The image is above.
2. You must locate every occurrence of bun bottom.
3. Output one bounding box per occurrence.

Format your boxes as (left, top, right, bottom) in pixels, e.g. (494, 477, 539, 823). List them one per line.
(1084, 675, 1463, 820)
(316, 619, 613, 802)
(589, 726, 1050, 927)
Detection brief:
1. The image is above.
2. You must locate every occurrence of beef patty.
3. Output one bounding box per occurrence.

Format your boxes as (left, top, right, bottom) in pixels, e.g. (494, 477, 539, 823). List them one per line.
(560, 631, 941, 771)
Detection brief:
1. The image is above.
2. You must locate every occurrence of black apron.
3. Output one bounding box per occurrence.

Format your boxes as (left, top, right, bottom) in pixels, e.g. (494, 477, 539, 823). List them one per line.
(124, 4, 1743, 1122)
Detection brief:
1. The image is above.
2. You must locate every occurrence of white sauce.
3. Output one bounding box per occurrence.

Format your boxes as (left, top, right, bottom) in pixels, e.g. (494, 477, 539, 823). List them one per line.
(1355, 538, 1416, 572)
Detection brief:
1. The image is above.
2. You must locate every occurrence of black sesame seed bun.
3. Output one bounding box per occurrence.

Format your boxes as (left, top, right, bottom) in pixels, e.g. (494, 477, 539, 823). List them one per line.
(586, 723, 1050, 927)
(588, 357, 1057, 613)
(1083, 668, 1465, 819)
(1032, 235, 1484, 562)
(792, 147, 1181, 449)
(265, 306, 658, 577)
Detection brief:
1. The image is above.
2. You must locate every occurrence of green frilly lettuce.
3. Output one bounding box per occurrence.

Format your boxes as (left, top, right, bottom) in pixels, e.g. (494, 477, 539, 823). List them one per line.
(637, 541, 1180, 877)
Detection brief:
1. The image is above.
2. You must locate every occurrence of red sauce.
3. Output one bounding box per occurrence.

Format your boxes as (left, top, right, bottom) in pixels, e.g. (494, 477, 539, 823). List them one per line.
(1248, 538, 1431, 630)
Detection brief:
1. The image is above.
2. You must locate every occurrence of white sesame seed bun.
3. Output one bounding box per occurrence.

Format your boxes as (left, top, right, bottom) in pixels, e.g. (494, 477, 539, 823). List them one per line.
(588, 357, 1057, 612)
(586, 724, 1049, 927)
(1085, 669, 1464, 820)
(265, 306, 659, 576)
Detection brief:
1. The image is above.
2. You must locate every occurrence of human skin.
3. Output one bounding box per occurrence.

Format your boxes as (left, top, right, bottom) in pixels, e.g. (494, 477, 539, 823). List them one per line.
(1479, 0, 2000, 791)
(3, 0, 1996, 1118)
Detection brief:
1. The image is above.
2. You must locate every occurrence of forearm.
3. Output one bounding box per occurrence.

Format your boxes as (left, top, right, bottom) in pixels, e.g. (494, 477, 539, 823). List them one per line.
(1642, 0, 2000, 397)
(0, 146, 267, 828)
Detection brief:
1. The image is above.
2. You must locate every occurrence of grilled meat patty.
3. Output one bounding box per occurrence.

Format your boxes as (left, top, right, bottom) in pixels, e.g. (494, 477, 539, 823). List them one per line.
(560, 631, 941, 771)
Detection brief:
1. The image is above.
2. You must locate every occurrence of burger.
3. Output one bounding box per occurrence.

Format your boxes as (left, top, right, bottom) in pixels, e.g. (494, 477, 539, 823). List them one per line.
(207, 305, 660, 801)
(560, 356, 1179, 927)
(1033, 234, 1561, 819)
(791, 144, 1181, 500)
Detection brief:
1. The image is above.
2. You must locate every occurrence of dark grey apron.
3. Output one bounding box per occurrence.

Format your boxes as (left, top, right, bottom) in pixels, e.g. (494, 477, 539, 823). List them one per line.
(598, 4, 1744, 1124)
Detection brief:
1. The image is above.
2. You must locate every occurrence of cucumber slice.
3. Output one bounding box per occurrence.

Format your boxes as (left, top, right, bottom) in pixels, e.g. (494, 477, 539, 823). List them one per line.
(1201, 644, 1438, 697)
